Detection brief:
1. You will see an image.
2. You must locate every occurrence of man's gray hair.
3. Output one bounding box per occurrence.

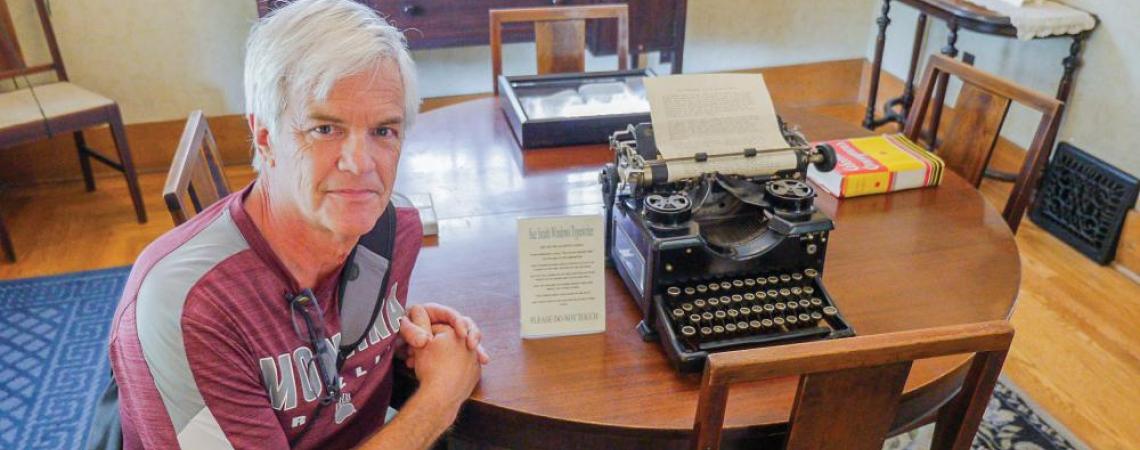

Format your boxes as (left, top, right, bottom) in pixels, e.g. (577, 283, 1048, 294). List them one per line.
(244, 0, 420, 170)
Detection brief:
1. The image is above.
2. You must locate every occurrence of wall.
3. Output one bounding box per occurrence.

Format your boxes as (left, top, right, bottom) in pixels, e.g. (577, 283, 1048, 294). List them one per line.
(869, 0, 1140, 182)
(4, 0, 880, 123)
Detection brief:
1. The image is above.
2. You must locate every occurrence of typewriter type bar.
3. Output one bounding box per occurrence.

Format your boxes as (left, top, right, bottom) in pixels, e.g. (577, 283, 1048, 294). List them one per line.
(651, 268, 854, 372)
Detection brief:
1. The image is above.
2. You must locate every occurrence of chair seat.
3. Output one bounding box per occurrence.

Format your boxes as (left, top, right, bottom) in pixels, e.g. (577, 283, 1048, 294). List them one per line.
(0, 82, 115, 130)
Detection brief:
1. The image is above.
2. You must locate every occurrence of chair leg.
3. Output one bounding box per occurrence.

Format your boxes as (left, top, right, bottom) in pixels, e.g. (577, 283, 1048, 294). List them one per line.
(0, 210, 15, 263)
(930, 351, 1007, 450)
(74, 131, 96, 192)
(107, 105, 147, 223)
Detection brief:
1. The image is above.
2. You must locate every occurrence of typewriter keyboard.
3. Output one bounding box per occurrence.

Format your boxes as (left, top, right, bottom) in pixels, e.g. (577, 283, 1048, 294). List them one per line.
(661, 268, 852, 352)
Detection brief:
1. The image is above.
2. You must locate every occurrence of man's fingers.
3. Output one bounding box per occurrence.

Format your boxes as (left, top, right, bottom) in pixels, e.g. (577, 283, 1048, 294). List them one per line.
(476, 344, 490, 365)
(465, 318, 482, 351)
(408, 306, 433, 342)
(398, 317, 430, 348)
(423, 303, 468, 339)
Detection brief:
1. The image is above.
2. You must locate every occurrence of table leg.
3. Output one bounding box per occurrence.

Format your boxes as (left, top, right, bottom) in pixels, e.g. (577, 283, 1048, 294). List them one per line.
(882, 12, 928, 126)
(927, 21, 959, 150)
(863, 0, 892, 130)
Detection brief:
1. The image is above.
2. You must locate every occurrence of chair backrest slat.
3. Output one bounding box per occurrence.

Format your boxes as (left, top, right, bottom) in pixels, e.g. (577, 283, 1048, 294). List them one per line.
(938, 83, 1012, 187)
(490, 5, 629, 94)
(691, 320, 1014, 450)
(902, 54, 1061, 232)
(0, 0, 66, 81)
(163, 110, 231, 225)
(0, 0, 26, 73)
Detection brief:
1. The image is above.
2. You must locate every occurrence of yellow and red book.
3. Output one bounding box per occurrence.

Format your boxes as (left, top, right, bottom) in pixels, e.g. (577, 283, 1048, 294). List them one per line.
(807, 134, 944, 198)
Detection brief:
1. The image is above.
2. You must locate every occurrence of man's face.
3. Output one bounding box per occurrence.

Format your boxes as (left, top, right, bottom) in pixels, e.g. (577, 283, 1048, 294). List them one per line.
(264, 61, 405, 239)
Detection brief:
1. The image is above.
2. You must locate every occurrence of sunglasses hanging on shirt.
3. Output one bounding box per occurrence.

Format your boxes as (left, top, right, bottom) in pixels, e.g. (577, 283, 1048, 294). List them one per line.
(287, 202, 398, 405)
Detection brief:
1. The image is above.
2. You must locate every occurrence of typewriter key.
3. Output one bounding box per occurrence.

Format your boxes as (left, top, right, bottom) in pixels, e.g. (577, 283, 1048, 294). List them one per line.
(744, 278, 756, 287)
(708, 283, 720, 292)
(763, 304, 776, 316)
(737, 321, 750, 333)
(751, 305, 764, 315)
(681, 325, 696, 337)
(790, 287, 803, 296)
(727, 309, 739, 320)
(772, 317, 786, 329)
(786, 301, 799, 312)
(760, 318, 774, 330)
(666, 286, 681, 297)
(774, 303, 787, 313)
(767, 276, 779, 284)
(798, 313, 811, 325)
(720, 281, 732, 290)
(779, 274, 792, 283)
(693, 299, 707, 310)
(713, 325, 725, 336)
(740, 307, 752, 318)
(755, 291, 767, 301)
(720, 295, 731, 305)
(803, 286, 815, 295)
(822, 306, 839, 317)
(751, 319, 764, 331)
(731, 294, 743, 304)
(804, 268, 819, 278)
(690, 314, 702, 325)
(724, 323, 737, 335)
(672, 308, 685, 319)
(791, 272, 803, 281)
(732, 279, 744, 288)
(810, 297, 823, 308)
(700, 327, 713, 339)
(714, 310, 727, 321)
(779, 288, 792, 298)
(707, 298, 720, 308)
(755, 277, 768, 286)
(743, 293, 756, 302)
(696, 284, 708, 294)
(810, 312, 823, 322)
(798, 299, 811, 309)
(767, 289, 779, 299)
(702, 312, 714, 322)
(785, 315, 798, 327)
(681, 302, 694, 313)
(684, 287, 696, 296)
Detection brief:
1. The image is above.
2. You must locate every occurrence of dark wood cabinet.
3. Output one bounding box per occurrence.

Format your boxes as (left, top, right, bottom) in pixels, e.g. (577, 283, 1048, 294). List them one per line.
(256, 0, 686, 72)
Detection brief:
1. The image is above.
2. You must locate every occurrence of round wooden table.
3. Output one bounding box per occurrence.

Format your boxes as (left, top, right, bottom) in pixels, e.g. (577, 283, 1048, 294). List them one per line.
(395, 98, 1020, 448)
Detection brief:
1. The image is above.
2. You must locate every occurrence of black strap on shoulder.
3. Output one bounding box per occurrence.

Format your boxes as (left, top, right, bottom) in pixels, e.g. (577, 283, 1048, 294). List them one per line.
(336, 202, 398, 359)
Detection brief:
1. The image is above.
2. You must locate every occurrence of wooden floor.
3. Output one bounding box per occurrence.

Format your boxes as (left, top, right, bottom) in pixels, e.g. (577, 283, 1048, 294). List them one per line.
(2, 99, 1137, 449)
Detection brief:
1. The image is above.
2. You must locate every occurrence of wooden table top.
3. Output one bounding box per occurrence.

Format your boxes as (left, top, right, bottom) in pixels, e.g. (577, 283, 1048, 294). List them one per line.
(394, 98, 1020, 447)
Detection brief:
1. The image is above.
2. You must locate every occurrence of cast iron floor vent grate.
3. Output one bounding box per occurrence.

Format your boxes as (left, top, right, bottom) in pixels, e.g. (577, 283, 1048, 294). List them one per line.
(1030, 142, 1139, 264)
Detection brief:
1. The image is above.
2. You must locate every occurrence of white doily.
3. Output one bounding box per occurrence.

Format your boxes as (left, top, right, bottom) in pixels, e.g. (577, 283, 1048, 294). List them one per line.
(962, 0, 1096, 40)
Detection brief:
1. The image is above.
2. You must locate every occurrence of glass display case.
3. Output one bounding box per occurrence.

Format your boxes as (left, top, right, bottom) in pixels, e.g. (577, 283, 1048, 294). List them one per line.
(498, 69, 654, 149)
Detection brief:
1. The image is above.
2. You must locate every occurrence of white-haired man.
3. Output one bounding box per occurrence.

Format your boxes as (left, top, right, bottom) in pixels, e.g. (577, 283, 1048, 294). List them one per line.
(109, 1, 486, 448)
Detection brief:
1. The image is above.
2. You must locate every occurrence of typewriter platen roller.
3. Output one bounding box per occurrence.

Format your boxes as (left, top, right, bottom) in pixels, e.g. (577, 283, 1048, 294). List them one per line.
(601, 122, 855, 373)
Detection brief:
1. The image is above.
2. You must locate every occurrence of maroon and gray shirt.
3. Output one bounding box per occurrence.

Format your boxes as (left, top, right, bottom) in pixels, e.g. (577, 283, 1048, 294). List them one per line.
(109, 184, 423, 449)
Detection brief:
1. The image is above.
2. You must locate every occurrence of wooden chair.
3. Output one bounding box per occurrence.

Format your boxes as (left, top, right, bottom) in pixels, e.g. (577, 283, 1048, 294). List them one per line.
(904, 54, 1062, 233)
(489, 4, 629, 94)
(163, 110, 230, 226)
(692, 320, 1013, 450)
(0, 0, 146, 262)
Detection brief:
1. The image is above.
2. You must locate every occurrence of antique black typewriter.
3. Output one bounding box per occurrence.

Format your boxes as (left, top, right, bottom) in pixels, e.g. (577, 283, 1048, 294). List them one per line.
(600, 122, 855, 372)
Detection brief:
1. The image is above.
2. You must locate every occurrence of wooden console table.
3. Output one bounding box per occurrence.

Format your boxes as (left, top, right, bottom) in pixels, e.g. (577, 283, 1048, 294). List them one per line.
(863, 0, 1096, 135)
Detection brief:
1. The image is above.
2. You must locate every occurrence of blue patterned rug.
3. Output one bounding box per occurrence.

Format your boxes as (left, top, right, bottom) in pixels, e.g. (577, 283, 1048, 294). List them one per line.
(0, 267, 1090, 450)
(0, 267, 129, 450)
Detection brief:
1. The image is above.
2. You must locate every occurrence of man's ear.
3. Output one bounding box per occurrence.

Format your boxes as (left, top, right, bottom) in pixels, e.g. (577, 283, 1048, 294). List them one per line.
(249, 114, 273, 166)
